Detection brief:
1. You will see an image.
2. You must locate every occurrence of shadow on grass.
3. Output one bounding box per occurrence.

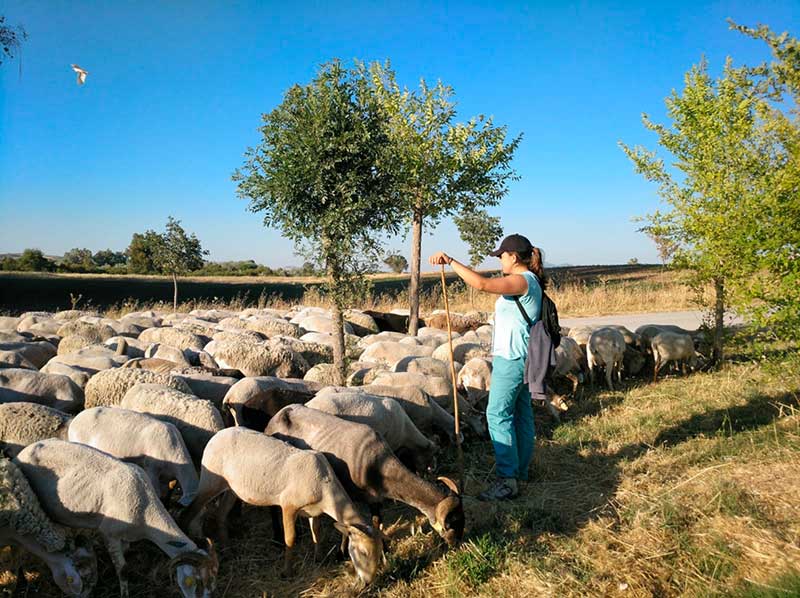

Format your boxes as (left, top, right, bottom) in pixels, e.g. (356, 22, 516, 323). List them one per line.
(653, 390, 799, 448)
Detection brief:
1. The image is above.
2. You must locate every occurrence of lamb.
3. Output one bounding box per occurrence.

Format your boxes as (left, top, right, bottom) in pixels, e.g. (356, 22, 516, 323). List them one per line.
(456, 357, 492, 406)
(651, 331, 702, 382)
(0, 369, 84, 414)
(181, 428, 385, 582)
(586, 327, 627, 391)
(208, 335, 298, 377)
(0, 456, 97, 597)
(307, 389, 438, 473)
(0, 402, 72, 458)
(15, 440, 218, 597)
(68, 406, 199, 506)
(222, 376, 323, 430)
(267, 405, 464, 547)
(83, 367, 192, 408)
(552, 337, 584, 393)
(120, 383, 225, 462)
(431, 341, 488, 364)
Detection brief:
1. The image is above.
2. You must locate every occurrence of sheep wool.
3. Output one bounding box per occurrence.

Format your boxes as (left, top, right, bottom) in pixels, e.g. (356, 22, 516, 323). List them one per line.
(0, 403, 72, 458)
(84, 368, 192, 409)
(0, 456, 66, 553)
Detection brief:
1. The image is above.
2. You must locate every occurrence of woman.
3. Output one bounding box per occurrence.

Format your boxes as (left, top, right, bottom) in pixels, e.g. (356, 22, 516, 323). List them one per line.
(429, 233, 545, 501)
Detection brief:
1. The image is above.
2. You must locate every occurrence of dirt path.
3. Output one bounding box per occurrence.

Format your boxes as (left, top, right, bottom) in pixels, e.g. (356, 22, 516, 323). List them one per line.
(559, 310, 744, 331)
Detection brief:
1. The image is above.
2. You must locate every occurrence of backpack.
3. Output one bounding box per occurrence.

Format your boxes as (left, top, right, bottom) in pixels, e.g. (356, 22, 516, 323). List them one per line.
(513, 290, 561, 348)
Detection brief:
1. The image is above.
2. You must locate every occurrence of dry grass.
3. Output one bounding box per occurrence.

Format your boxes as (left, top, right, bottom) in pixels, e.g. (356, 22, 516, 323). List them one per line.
(4, 337, 798, 597)
(100, 267, 703, 320)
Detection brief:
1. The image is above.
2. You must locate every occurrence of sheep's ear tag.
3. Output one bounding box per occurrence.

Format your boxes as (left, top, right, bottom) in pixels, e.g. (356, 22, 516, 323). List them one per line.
(184, 576, 195, 587)
(168, 541, 187, 548)
(66, 576, 74, 585)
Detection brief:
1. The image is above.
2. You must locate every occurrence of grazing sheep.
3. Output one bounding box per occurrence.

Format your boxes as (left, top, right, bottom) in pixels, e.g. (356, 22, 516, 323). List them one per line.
(586, 328, 627, 391)
(0, 316, 22, 331)
(356, 331, 409, 349)
(394, 355, 455, 378)
(307, 390, 438, 473)
(69, 407, 199, 506)
(346, 385, 462, 445)
(456, 357, 493, 406)
(83, 367, 192, 408)
(56, 320, 116, 341)
(0, 402, 72, 458)
(270, 335, 333, 367)
(567, 325, 597, 348)
(145, 343, 194, 367)
(623, 345, 646, 377)
(296, 315, 354, 336)
(422, 312, 485, 334)
(552, 338, 584, 393)
(138, 327, 206, 351)
(601, 324, 640, 348)
(267, 405, 464, 547)
(0, 340, 57, 369)
(120, 384, 225, 462)
(222, 376, 323, 430)
(181, 428, 385, 582)
(174, 373, 239, 413)
(343, 310, 379, 336)
(121, 356, 182, 374)
(245, 317, 301, 338)
(46, 345, 129, 375)
(430, 341, 488, 365)
(359, 341, 435, 369)
(38, 362, 91, 388)
(15, 440, 218, 598)
(651, 331, 702, 382)
(57, 332, 107, 356)
(0, 457, 97, 597)
(0, 369, 84, 413)
(208, 335, 297, 377)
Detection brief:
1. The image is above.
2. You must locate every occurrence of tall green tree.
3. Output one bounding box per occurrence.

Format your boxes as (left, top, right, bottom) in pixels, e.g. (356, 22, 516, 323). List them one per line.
(453, 208, 503, 269)
(726, 22, 800, 340)
(62, 248, 95, 270)
(620, 56, 782, 362)
(233, 60, 405, 383)
(126, 231, 163, 274)
(364, 61, 521, 335)
(153, 217, 208, 311)
(17, 249, 55, 272)
(93, 249, 127, 268)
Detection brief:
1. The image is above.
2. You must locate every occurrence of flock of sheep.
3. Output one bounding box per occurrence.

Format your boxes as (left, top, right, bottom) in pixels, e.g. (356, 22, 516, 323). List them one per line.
(0, 304, 706, 596)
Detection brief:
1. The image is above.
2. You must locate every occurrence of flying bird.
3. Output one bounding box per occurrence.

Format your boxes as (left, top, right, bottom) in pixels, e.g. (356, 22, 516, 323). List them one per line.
(71, 64, 88, 85)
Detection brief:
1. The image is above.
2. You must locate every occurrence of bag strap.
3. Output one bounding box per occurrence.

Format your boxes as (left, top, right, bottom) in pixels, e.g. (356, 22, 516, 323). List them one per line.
(513, 296, 533, 328)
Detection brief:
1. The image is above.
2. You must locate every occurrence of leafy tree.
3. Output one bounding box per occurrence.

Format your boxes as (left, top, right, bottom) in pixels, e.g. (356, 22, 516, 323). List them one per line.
(627, 257, 640, 265)
(645, 230, 680, 264)
(383, 253, 408, 273)
(726, 22, 800, 340)
(93, 249, 127, 268)
(152, 217, 208, 311)
(620, 56, 782, 363)
(364, 61, 521, 335)
(126, 231, 163, 274)
(453, 208, 503, 269)
(17, 249, 55, 272)
(233, 60, 404, 383)
(62, 248, 95, 270)
(0, 16, 27, 65)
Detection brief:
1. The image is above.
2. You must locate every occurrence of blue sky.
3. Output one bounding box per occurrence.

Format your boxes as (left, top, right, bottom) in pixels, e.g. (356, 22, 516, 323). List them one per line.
(0, 1, 797, 269)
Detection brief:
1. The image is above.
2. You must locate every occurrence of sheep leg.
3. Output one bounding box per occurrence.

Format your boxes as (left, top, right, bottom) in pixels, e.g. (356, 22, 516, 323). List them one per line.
(105, 536, 129, 598)
(281, 507, 298, 578)
(270, 505, 284, 544)
(211, 491, 238, 544)
(605, 365, 614, 391)
(309, 516, 325, 562)
(653, 358, 661, 383)
(567, 373, 579, 394)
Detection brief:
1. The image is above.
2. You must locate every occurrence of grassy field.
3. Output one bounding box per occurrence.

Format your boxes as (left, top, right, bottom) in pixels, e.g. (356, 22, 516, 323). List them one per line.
(4, 334, 798, 597)
(0, 264, 702, 317)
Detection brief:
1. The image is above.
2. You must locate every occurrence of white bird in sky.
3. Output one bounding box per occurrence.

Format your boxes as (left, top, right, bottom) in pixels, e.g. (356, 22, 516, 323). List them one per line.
(71, 64, 88, 85)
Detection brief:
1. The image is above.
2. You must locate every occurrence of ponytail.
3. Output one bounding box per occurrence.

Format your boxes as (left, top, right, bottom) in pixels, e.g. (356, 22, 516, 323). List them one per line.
(529, 247, 548, 289)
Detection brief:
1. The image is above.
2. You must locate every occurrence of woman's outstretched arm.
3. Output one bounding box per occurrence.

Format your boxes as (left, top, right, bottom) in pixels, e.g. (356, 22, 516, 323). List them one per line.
(429, 251, 528, 296)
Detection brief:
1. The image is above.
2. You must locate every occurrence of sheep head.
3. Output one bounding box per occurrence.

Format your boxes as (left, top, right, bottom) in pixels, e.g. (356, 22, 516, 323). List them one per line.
(169, 539, 218, 598)
(333, 521, 386, 585)
(433, 476, 464, 547)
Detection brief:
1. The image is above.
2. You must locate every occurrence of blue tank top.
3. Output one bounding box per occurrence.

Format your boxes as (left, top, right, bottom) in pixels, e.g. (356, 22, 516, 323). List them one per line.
(491, 271, 542, 359)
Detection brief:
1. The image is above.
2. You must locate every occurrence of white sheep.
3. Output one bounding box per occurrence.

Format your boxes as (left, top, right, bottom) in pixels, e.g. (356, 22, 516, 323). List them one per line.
(221, 376, 323, 429)
(0, 369, 84, 414)
(0, 402, 72, 458)
(456, 357, 493, 406)
(138, 327, 206, 351)
(15, 439, 218, 598)
(586, 327, 627, 391)
(307, 389, 439, 473)
(208, 335, 298, 377)
(83, 367, 192, 408)
(120, 383, 225, 462)
(651, 331, 702, 382)
(181, 427, 386, 582)
(358, 340, 434, 369)
(0, 456, 97, 597)
(68, 406, 199, 506)
(0, 340, 57, 369)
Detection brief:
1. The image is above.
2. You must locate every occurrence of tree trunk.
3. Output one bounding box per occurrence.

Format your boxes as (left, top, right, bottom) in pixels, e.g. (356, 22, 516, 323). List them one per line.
(330, 301, 346, 386)
(172, 273, 178, 313)
(407, 204, 424, 336)
(712, 277, 724, 366)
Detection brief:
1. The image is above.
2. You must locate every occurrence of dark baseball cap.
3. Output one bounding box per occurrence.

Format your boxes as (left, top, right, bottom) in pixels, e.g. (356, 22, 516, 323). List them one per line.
(490, 234, 533, 257)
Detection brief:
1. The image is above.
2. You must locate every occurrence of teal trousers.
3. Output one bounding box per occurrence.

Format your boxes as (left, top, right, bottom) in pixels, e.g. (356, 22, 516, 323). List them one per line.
(486, 355, 535, 480)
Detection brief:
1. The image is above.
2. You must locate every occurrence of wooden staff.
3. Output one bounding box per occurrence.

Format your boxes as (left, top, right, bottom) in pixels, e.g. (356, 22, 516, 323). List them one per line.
(440, 264, 464, 494)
